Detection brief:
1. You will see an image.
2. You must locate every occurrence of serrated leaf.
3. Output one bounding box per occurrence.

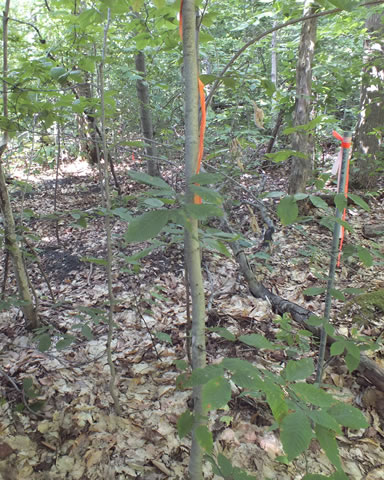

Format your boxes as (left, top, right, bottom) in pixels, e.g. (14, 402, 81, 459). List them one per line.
(327, 402, 369, 429)
(195, 425, 213, 453)
(291, 383, 335, 408)
(208, 327, 236, 341)
(283, 358, 314, 382)
(348, 193, 370, 211)
(303, 287, 326, 296)
(308, 409, 341, 433)
(124, 209, 171, 243)
(309, 195, 329, 210)
(185, 203, 223, 220)
(38, 333, 51, 352)
(357, 246, 373, 267)
(127, 170, 172, 190)
(204, 238, 231, 257)
(178, 410, 194, 439)
(314, 425, 343, 471)
(280, 410, 312, 460)
(202, 376, 232, 411)
(190, 172, 223, 184)
(238, 334, 275, 350)
(190, 365, 225, 386)
(263, 379, 288, 423)
(277, 196, 298, 225)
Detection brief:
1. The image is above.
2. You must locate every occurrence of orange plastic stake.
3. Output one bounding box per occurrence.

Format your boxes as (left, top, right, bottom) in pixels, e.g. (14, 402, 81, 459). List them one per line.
(332, 130, 351, 266)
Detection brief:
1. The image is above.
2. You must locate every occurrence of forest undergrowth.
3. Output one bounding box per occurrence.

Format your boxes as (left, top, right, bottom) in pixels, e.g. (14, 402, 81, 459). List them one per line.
(0, 156, 383, 480)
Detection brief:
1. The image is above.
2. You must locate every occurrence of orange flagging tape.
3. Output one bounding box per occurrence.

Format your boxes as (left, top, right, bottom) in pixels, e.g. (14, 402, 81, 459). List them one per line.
(333, 131, 351, 266)
(180, 0, 206, 204)
(333, 130, 351, 149)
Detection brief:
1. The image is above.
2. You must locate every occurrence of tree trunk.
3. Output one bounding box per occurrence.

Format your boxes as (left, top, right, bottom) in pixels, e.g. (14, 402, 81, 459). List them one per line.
(351, 12, 384, 189)
(0, 0, 38, 330)
(288, 2, 317, 194)
(135, 51, 160, 177)
(182, 1, 207, 479)
(77, 79, 99, 165)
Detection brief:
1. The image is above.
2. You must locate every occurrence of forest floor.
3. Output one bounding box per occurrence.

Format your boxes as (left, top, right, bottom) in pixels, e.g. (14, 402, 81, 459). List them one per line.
(0, 154, 384, 480)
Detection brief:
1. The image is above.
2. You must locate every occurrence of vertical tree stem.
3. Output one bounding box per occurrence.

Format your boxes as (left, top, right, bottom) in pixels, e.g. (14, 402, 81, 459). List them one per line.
(182, 1, 207, 478)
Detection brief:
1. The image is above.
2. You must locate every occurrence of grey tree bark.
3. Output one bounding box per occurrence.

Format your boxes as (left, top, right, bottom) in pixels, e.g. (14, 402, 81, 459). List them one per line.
(351, 12, 384, 189)
(135, 51, 160, 177)
(288, 2, 317, 194)
(182, 1, 207, 479)
(0, 0, 38, 330)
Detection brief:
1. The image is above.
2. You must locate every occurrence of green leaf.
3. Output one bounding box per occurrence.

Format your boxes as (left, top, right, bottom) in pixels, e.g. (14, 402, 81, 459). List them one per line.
(265, 149, 307, 163)
(189, 172, 223, 185)
(81, 324, 94, 340)
(178, 410, 194, 439)
(238, 334, 275, 350)
(208, 327, 236, 341)
(202, 376, 232, 411)
(345, 352, 360, 373)
(199, 74, 217, 85)
(334, 193, 347, 212)
(327, 402, 369, 429)
(38, 333, 51, 352)
(195, 425, 213, 453)
(280, 410, 312, 460)
(291, 383, 335, 408)
(203, 238, 231, 257)
(124, 209, 171, 243)
(303, 287, 326, 296)
(357, 246, 373, 267)
(189, 365, 225, 386)
(127, 170, 172, 190)
(189, 185, 222, 204)
(277, 196, 298, 225)
(307, 315, 326, 327)
(314, 425, 343, 471)
(308, 409, 341, 433)
(50, 66, 67, 80)
(331, 340, 346, 356)
(263, 379, 288, 423)
(328, 0, 356, 10)
(348, 193, 370, 211)
(154, 332, 173, 344)
(80, 257, 108, 266)
(309, 195, 329, 210)
(185, 203, 223, 220)
(330, 288, 345, 301)
(217, 453, 234, 477)
(56, 335, 76, 350)
(283, 358, 314, 382)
